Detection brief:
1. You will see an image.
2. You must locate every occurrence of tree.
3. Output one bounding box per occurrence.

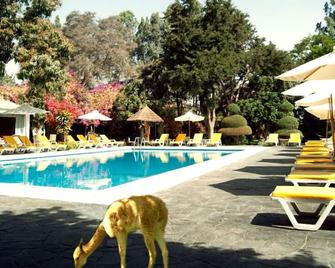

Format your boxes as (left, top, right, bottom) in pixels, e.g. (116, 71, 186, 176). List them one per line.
(194, 0, 253, 137)
(238, 77, 284, 139)
(16, 19, 73, 108)
(316, 0, 335, 37)
(63, 12, 137, 86)
(134, 13, 168, 64)
(0, 0, 62, 78)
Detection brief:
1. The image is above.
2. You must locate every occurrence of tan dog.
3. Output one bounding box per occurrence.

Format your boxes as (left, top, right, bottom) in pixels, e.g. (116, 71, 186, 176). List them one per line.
(73, 195, 168, 268)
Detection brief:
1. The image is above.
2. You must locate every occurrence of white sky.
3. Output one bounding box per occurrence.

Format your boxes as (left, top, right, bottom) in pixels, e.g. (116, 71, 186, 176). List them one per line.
(53, 0, 326, 51)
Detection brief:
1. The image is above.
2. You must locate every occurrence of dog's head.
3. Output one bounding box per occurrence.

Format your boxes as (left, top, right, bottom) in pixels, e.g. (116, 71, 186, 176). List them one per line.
(73, 239, 87, 268)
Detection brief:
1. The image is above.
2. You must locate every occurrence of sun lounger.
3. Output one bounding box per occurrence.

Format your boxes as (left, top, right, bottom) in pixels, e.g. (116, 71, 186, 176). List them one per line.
(19, 135, 48, 153)
(294, 162, 335, 170)
(77, 134, 99, 148)
(169, 133, 186, 146)
(287, 133, 301, 146)
(66, 135, 91, 149)
(149, 133, 169, 146)
(187, 133, 203, 146)
(264, 133, 279, 146)
(207, 133, 222, 146)
(88, 134, 105, 148)
(0, 139, 15, 154)
(3, 135, 27, 153)
(286, 170, 335, 187)
(271, 185, 335, 230)
(37, 135, 66, 151)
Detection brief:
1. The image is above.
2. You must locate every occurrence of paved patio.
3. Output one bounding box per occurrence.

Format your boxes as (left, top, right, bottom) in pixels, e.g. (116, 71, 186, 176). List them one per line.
(0, 147, 333, 267)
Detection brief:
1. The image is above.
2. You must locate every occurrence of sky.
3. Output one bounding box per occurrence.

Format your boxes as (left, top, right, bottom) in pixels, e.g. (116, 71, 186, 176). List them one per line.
(52, 0, 326, 51)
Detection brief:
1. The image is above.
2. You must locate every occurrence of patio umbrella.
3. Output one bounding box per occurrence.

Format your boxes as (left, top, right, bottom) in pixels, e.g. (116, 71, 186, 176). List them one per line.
(78, 110, 112, 133)
(282, 80, 335, 97)
(127, 106, 163, 140)
(175, 110, 204, 137)
(305, 104, 330, 120)
(295, 89, 335, 107)
(277, 50, 335, 154)
(78, 110, 112, 121)
(276, 51, 335, 81)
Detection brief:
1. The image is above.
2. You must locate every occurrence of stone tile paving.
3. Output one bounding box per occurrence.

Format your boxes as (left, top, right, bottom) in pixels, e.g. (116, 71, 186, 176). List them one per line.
(0, 147, 334, 267)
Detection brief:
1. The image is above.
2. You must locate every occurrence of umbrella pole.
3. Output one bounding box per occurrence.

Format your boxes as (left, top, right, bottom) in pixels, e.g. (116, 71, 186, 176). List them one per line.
(188, 121, 190, 137)
(326, 119, 329, 143)
(329, 96, 335, 160)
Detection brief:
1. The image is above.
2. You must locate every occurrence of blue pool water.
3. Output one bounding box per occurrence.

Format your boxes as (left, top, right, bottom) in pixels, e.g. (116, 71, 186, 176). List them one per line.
(0, 149, 238, 190)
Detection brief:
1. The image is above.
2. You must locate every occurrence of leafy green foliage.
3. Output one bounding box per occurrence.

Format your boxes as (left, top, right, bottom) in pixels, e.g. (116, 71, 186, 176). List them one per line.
(0, 0, 62, 77)
(279, 100, 294, 114)
(221, 115, 247, 128)
(219, 126, 252, 136)
(227, 103, 241, 115)
(277, 116, 299, 130)
(16, 19, 72, 107)
(63, 12, 136, 86)
(134, 12, 168, 64)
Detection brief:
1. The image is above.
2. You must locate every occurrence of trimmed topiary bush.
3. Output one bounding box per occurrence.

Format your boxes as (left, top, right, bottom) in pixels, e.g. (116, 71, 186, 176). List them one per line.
(277, 116, 299, 130)
(221, 115, 247, 128)
(227, 103, 241, 115)
(279, 100, 294, 115)
(219, 126, 252, 136)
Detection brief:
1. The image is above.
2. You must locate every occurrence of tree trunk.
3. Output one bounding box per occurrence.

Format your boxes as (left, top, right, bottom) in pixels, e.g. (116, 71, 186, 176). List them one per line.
(143, 121, 150, 140)
(207, 107, 216, 138)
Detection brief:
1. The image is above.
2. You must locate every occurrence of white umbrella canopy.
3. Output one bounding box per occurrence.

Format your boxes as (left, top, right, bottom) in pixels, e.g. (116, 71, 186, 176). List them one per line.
(282, 80, 335, 97)
(295, 89, 335, 107)
(78, 110, 112, 121)
(276, 51, 335, 81)
(175, 110, 204, 137)
(305, 104, 330, 120)
(175, 110, 205, 122)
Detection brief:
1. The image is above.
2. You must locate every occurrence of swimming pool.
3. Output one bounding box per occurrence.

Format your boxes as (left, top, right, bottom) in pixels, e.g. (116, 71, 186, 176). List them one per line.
(0, 146, 267, 204)
(0, 149, 236, 190)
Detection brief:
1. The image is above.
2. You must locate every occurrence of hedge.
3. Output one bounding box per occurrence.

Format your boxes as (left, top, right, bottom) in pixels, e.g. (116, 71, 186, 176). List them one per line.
(221, 115, 247, 128)
(219, 126, 252, 136)
(277, 116, 299, 130)
(276, 129, 302, 138)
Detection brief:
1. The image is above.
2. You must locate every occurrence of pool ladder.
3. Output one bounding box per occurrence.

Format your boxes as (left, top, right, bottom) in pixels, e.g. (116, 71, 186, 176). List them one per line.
(134, 137, 146, 147)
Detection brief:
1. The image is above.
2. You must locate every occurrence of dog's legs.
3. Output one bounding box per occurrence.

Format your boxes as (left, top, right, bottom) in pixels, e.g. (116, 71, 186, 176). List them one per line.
(143, 231, 156, 268)
(116, 232, 128, 268)
(155, 231, 168, 268)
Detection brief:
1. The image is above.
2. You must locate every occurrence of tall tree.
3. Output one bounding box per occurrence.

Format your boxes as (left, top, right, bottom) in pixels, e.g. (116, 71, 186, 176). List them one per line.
(195, 0, 253, 137)
(134, 12, 168, 64)
(63, 12, 137, 86)
(0, 0, 62, 78)
(316, 0, 335, 37)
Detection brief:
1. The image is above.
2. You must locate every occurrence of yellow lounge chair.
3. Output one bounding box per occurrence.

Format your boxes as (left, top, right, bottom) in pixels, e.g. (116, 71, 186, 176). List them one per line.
(207, 133, 222, 146)
(287, 169, 335, 187)
(19, 135, 48, 153)
(66, 135, 90, 149)
(295, 162, 335, 170)
(149, 133, 169, 146)
(77, 134, 98, 148)
(187, 133, 203, 146)
(271, 185, 335, 230)
(3, 135, 26, 153)
(37, 135, 66, 151)
(287, 133, 301, 146)
(0, 139, 15, 155)
(88, 134, 104, 148)
(169, 133, 186, 146)
(264, 133, 279, 146)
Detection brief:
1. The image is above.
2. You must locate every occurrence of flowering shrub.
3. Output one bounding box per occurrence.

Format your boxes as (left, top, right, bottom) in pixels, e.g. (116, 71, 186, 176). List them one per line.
(0, 84, 29, 103)
(45, 96, 82, 136)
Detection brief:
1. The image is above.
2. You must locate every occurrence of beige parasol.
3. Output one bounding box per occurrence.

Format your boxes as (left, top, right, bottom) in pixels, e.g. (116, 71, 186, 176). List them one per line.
(127, 106, 163, 140)
(175, 110, 204, 137)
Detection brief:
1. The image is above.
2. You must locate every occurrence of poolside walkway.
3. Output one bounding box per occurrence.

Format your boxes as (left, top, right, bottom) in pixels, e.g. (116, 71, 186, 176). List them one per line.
(0, 147, 333, 267)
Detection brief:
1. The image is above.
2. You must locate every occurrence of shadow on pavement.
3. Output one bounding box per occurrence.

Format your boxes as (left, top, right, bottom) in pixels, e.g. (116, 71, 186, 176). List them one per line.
(258, 158, 296, 165)
(236, 166, 292, 176)
(210, 176, 289, 196)
(0, 207, 328, 268)
(251, 213, 335, 231)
